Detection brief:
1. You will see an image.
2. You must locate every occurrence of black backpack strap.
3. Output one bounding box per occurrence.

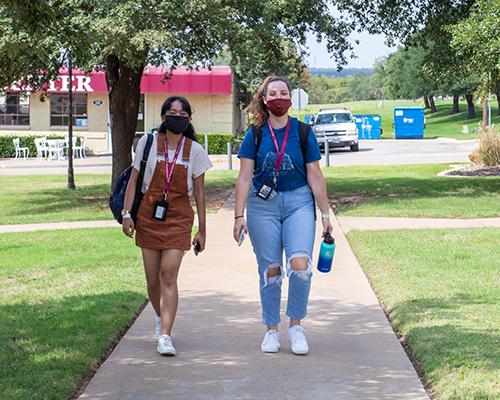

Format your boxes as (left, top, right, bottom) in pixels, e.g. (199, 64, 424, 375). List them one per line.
(297, 121, 317, 220)
(131, 134, 153, 219)
(298, 121, 310, 166)
(251, 124, 263, 171)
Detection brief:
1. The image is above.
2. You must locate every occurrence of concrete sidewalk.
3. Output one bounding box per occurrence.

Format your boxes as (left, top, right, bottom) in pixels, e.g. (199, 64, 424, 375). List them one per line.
(77, 192, 430, 400)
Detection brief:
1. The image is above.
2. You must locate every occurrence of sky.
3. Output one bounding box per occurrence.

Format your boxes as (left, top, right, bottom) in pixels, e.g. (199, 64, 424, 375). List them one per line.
(305, 31, 397, 70)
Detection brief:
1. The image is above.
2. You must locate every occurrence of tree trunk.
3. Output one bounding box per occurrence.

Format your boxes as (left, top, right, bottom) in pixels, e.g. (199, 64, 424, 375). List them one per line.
(106, 54, 145, 192)
(496, 91, 500, 116)
(424, 96, 430, 109)
(451, 95, 460, 114)
(429, 96, 437, 113)
(465, 94, 476, 119)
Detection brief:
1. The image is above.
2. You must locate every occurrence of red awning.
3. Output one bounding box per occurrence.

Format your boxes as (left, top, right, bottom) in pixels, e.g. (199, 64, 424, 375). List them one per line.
(44, 66, 232, 95)
(141, 67, 232, 95)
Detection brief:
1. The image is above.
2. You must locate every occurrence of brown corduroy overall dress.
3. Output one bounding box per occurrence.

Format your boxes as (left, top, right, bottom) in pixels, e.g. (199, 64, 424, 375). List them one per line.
(135, 137, 194, 250)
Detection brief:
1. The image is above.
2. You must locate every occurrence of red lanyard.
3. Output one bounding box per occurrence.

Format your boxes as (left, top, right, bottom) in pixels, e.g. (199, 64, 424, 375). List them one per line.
(164, 135, 184, 198)
(267, 117, 290, 175)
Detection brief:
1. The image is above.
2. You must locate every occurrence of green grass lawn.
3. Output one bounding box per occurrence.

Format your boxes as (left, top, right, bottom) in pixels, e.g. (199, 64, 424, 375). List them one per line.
(323, 164, 500, 218)
(348, 227, 500, 400)
(4, 164, 500, 224)
(0, 174, 112, 225)
(0, 170, 238, 225)
(3, 164, 500, 399)
(289, 98, 500, 140)
(0, 228, 147, 400)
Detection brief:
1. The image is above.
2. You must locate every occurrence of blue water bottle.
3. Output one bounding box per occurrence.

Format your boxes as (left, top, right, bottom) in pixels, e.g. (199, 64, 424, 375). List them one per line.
(317, 233, 335, 273)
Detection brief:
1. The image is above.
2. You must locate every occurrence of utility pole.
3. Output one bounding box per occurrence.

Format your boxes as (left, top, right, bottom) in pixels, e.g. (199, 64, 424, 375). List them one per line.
(67, 55, 76, 189)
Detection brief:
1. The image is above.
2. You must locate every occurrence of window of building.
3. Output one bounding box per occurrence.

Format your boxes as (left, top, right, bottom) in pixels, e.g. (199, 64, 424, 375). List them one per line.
(136, 94, 145, 134)
(50, 94, 88, 126)
(0, 93, 30, 125)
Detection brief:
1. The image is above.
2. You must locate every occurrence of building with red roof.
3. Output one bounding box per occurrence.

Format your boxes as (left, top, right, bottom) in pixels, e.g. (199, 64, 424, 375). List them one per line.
(1, 66, 241, 153)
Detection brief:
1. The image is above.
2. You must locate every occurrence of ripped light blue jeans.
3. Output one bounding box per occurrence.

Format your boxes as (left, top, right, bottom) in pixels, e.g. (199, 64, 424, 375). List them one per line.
(247, 184, 316, 326)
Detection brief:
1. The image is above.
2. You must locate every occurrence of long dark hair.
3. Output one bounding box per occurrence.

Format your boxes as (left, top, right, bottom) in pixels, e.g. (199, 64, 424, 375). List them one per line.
(159, 96, 198, 142)
(244, 76, 292, 127)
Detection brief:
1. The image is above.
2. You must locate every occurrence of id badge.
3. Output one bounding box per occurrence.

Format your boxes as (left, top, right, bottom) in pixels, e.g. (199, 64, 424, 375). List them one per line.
(152, 199, 168, 221)
(256, 179, 277, 201)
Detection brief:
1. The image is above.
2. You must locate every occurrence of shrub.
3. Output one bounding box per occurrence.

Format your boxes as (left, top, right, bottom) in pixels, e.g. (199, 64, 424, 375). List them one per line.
(473, 125, 500, 167)
(197, 133, 237, 154)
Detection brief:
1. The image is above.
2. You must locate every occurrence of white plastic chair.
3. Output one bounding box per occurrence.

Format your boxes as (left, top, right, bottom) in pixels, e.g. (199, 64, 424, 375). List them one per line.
(34, 137, 49, 160)
(13, 138, 30, 160)
(73, 137, 87, 158)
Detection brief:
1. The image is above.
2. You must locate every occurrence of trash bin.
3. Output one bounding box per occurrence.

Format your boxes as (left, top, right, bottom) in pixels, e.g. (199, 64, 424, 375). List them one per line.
(393, 107, 425, 139)
(353, 114, 382, 139)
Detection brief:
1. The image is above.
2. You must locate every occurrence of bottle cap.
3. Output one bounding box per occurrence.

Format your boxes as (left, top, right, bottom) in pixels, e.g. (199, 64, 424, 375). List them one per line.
(323, 233, 335, 245)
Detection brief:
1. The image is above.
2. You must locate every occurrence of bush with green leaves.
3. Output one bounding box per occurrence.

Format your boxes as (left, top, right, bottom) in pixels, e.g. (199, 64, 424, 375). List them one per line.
(1, 132, 236, 158)
(199, 133, 237, 154)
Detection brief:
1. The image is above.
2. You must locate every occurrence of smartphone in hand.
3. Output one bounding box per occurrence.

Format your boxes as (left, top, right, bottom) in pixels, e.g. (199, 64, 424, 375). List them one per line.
(193, 242, 201, 256)
(237, 229, 246, 246)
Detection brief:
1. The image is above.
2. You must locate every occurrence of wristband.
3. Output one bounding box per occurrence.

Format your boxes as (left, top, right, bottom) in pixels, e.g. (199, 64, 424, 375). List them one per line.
(321, 213, 330, 219)
(234, 215, 244, 219)
(123, 213, 132, 219)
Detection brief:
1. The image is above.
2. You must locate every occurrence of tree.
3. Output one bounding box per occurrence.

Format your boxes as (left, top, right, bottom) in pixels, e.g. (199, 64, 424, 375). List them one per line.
(345, 0, 479, 116)
(348, 72, 381, 101)
(375, 45, 437, 108)
(0, 1, 94, 91)
(1, 0, 366, 189)
(448, 0, 500, 123)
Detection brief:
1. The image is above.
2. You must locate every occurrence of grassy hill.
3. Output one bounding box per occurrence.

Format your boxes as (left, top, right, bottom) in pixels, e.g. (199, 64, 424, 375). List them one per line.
(289, 98, 500, 140)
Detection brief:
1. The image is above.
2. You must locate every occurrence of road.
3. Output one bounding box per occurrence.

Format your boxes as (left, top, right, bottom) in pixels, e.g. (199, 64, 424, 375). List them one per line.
(319, 138, 476, 167)
(0, 138, 477, 175)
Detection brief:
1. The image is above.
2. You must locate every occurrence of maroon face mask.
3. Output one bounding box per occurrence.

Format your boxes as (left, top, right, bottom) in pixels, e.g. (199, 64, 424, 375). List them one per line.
(265, 98, 292, 117)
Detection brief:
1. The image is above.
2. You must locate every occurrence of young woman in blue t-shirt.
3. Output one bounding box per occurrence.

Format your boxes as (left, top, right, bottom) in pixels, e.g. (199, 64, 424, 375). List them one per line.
(233, 76, 333, 355)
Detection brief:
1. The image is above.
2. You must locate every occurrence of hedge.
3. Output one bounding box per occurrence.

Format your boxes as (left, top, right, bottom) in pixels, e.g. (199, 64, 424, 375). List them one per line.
(197, 133, 241, 154)
(0, 135, 82, 158)
(0, 132, 239, 158)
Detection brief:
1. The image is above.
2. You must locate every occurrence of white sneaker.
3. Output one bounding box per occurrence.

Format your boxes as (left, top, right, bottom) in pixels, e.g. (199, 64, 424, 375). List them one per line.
(288, 325, 309, 355)
(157, 334, 176, 356)
(156, 319, 162, 340)
(261, 330, 280, 353)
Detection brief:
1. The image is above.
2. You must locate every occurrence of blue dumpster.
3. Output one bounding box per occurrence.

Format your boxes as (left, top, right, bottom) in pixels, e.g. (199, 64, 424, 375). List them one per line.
(393, 107, 425, 139)
(353, 114, 382, 139)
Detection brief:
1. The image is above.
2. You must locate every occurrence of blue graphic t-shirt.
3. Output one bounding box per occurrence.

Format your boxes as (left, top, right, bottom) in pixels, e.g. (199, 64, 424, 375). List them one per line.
(238, 117, 321, 191)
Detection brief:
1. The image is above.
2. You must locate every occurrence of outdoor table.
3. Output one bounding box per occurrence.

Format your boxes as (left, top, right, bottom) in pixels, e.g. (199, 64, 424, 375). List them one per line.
(46, 139, 66, 161)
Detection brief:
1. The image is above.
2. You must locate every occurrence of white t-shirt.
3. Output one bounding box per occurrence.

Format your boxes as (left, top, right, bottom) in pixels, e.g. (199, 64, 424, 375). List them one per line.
(133, 134, 213, 196)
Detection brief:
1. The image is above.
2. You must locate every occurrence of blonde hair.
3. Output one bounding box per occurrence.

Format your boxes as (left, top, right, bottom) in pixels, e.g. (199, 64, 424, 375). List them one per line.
(244, 76, 292, 127)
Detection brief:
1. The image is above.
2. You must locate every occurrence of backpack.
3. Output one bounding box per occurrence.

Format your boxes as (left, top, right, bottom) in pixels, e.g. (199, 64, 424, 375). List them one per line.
(250, 121, 316, 219)
(251, 120, 310, 169)
(109, 134, 154, 224)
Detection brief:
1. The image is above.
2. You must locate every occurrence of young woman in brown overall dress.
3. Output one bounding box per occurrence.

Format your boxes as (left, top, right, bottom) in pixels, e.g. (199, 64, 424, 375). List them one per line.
(122, 96, 212, 355)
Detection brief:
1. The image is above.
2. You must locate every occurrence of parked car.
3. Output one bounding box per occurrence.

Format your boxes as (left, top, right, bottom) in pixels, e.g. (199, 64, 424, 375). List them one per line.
(309, 108, 359, 152)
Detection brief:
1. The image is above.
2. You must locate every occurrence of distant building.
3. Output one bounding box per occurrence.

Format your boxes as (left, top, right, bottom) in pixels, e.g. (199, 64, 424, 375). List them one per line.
(0, 66, 243, 154)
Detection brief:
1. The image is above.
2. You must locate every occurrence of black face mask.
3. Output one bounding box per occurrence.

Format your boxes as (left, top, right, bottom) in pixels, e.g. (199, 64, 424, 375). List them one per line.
(164, 115, 190, 135)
